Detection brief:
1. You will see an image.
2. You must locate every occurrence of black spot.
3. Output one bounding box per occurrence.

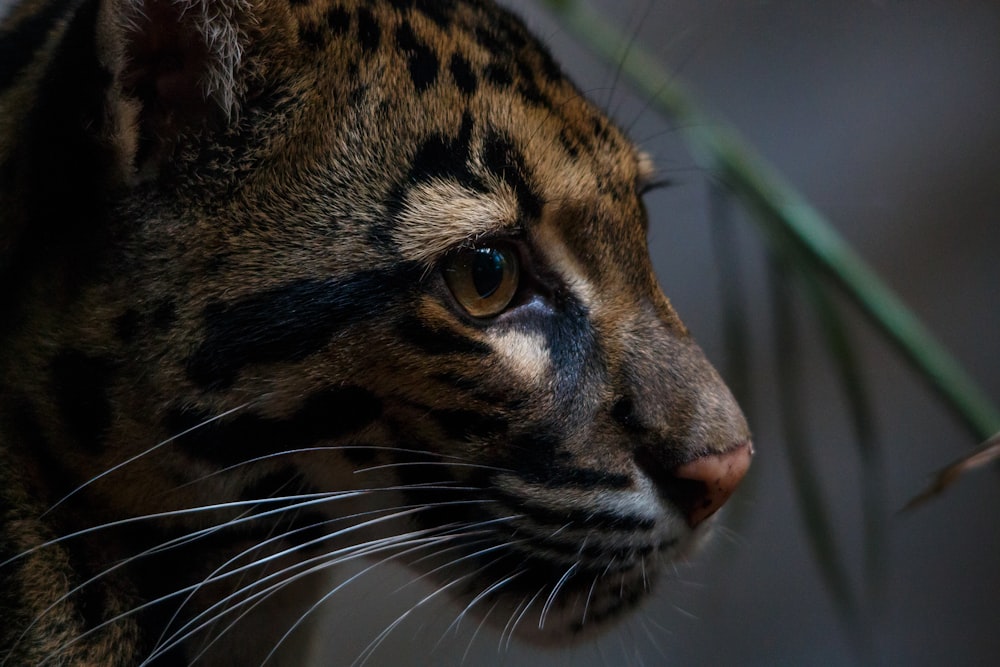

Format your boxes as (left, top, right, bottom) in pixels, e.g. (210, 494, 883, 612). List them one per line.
(396, 314, 491, 357)
(151, 300, 177, 331)
(50, 350, 116, 453)
(356, 7, 381, 53)
(115, 309, 141, 343)
(481, 130, 543, 220)
(326, 6, 351, 35)
(484, 63, 512, 88)
(413, 0, 455, 28)
(186, 266, 420, 390)
(395, 21, 439, 92)
(558, 128, 580, 158)
(407, 110, 476, 184)
(167, 386, 383, 467)
(298, 22, 327, 49)
(448, 53, 477, 95)
(0, 0, 68, 91)
(591, 116, 613, 143)
(514, 58, 552, 109)
(472, 25, 508, 59)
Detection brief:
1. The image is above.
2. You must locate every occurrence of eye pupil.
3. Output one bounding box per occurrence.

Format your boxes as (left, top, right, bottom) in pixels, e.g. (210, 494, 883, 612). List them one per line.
(471, 248, 505, 298)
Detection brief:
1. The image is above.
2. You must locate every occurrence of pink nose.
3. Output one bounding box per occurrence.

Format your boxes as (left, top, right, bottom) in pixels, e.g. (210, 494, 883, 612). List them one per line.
(667, 441, 753, 527)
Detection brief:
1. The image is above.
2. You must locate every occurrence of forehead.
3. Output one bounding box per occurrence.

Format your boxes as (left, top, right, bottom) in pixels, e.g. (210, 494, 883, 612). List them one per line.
(287, 0, 641, 180)
(258, 0, 650, 289)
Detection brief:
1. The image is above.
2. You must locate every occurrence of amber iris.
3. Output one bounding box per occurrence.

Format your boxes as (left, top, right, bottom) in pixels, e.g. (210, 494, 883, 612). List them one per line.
(443, 245, 520, 318)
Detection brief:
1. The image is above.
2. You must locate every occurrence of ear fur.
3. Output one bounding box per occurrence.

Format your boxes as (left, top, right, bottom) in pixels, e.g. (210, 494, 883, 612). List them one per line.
(97, 0, 254, 174)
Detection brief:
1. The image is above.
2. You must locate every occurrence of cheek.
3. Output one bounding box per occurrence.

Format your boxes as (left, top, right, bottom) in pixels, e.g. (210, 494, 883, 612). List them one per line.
(488, 329, 551, 386)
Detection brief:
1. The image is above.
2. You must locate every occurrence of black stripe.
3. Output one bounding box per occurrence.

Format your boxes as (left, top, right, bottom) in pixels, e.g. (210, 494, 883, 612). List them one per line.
(1, 0, 114, 317)
(356, 6, 380, 53)
(167, 386, 382, 466)
(50, 350, 116, 454)
(0, 0, 76, 91)
(398, 403, 509, 442)
(481, 129, 543, 220)
(396, 314, 490, 356)
(430, 371, 519, 407)
(186, 266, 420, 390)
(528, 530, 661, 563)
(395, 20, 438, 92)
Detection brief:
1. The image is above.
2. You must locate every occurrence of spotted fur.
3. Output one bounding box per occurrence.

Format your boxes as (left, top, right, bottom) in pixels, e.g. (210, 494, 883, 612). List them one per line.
(0, 0, 751, 664)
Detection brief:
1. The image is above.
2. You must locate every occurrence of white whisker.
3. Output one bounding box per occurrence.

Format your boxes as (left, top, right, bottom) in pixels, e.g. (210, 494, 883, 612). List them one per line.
(147, 530, 458, 666)
(506, 585, 546, 651)
(41, 402, 255, 517)
(539, 562, 578, 630)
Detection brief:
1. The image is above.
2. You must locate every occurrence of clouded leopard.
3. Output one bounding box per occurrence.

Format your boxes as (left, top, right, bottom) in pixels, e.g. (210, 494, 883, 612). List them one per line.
(0, 0, 752, 663)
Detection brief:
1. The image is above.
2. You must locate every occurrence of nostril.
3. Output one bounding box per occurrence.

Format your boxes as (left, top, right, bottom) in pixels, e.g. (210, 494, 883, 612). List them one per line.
(637, 441, 752, 528)
(611, 396, 641, 431)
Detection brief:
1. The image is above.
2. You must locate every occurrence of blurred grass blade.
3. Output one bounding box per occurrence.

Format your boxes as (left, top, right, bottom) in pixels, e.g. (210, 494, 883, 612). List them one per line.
(793, 263, 886, 608)
(903, 431, 1000, 512)
(541, 0, 1000, 442)
(768, 259, 868, 655)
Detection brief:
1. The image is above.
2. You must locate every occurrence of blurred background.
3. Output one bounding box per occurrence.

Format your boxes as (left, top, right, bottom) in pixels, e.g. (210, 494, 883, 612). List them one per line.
(317, 1, 1000, 665)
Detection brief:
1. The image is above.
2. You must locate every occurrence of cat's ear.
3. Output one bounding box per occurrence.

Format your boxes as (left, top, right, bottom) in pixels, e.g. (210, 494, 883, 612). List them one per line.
(97, 0, 254, 175)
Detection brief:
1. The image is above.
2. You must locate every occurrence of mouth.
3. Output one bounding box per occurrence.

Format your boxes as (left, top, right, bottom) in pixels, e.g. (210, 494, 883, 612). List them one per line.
(394, 488, 695, 646)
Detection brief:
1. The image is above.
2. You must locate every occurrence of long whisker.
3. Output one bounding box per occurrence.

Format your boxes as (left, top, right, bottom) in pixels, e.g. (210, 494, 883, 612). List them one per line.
(505, 585, 547, 651)
(8, 501, 262, 658)
(149, 501, 501, 654)
(31, 496, 489, 663)
(350, 572, 471, 667)
(445, 569, 524, 639)
(167, 525, 475, 667)
(462, 596, 501, 665)
(146, 534, 448, 666)
(539, 562, 579, 630)
(151, 502, 510, 662)
(2, 483, 475, 568)
(352, 461, 514, 475)
(179, 444, 513, 489)
(395, 514, 524, 591)
(38, 512, 440, 664)
(257, 525, 489, 667)
(41, 401, 255, 517)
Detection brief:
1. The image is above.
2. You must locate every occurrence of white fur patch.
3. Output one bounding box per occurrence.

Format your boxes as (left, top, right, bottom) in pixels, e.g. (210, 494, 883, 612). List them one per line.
(489, 329, 550, 384)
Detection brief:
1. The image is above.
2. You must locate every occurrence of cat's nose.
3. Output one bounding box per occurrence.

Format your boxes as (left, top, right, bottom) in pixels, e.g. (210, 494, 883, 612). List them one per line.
(672, 441, 752, 526)
(638, 440, 753, 528)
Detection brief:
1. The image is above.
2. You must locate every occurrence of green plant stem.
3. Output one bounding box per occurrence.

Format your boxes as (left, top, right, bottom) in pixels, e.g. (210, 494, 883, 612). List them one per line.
(542, 0, 1000, 441)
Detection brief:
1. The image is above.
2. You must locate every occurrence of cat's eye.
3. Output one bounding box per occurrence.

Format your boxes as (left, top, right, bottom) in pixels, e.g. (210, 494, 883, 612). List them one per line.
(443, 244, 520, 318)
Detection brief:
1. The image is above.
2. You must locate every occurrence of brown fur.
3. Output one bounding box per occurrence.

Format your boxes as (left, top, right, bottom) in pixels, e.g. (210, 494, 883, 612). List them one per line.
(0, 0, 750, 663)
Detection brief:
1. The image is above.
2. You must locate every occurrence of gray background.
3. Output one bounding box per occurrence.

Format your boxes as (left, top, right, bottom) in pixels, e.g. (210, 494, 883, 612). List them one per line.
(318, 1, 1000, 665)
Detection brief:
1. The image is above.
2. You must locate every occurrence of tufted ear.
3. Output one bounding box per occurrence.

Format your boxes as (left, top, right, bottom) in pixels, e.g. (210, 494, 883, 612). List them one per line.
(97, 0, 254, 175)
